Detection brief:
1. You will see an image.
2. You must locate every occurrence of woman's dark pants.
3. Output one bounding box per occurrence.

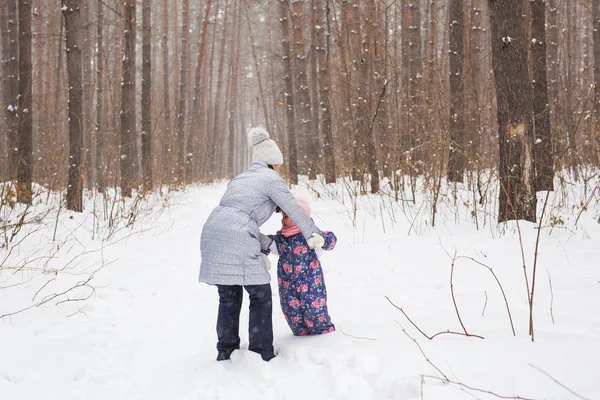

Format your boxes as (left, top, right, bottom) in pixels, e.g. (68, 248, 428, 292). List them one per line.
(216, 284, 275, 361)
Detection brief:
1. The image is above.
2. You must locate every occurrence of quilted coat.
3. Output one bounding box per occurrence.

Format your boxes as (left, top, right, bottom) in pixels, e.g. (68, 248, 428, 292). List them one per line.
(199, 161, 321, 285)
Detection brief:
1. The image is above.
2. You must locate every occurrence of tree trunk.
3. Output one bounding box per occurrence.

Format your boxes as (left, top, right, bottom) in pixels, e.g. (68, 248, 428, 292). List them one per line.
(190, 0, 213, 181)
(316, 0, 336, 183)
(63, 0, 83, 212)
(1, 0, 19, 181)
(292, 0, 314, 178)
(95, 0, 105, 193)
(546, 0, 559, 168)
(447, 0, 467, 182)
(280, 0, 299, 184)
(141, 0, 152, 190)
(162, 0, 172, 185)
(81, 2, 93, 191)
(407, 1, 422, 175)
(593, 0, 600, 119)
(365, 0, 379, 193)
(226, 0, 241, 179)
(17, 0, 33, 204)
(489, 0, 537, 223)
(243, 1, 271, 134)
(309, 0, 321, 179)
(374, 1, 391, 178)
(120, 0, 137, 197)
(337, 0, 358, 177)
(531, 0, 553, 191)
(349, 0, 369, 185)
(469, 0, 484, 163)
(211, 1, 230, 178)
(176, 0, 190, 184)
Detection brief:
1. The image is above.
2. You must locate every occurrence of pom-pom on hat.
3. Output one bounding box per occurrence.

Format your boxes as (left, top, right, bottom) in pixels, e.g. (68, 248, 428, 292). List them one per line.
(293, 191, 313, 216)
(248, 127, 284, 166)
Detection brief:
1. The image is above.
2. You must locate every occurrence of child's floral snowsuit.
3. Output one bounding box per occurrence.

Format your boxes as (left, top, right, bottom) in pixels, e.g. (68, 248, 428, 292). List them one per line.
(267, 230, 337, 336)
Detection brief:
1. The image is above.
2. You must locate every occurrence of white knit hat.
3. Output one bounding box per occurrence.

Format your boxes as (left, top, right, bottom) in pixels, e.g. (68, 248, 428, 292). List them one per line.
(248, 127, 284, 166)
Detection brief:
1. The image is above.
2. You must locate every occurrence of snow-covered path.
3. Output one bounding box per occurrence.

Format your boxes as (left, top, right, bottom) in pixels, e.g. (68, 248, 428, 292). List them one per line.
(1, 184, 599, 399)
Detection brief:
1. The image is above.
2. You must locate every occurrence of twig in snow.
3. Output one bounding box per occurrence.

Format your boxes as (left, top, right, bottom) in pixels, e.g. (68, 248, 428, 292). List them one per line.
(455, 256, 516, 336)
(449, 249, 469, 335)
(482, 291, 488, 317)
(546, 270, 555, 324)
(423, 375, 540, 400)
(528, 363, 591, 400)
(338, 326, 376, 341)
(530, 190, 551, 341)
(385, 296, 484, 340)
(396, 321, 449, 381)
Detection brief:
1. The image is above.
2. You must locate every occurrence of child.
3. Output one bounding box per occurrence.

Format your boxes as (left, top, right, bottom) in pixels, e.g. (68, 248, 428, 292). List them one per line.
(267, 199, 337, 336)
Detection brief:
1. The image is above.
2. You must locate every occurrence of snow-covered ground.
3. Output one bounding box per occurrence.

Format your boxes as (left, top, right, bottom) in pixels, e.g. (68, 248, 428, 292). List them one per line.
(1, 177, 599, 400)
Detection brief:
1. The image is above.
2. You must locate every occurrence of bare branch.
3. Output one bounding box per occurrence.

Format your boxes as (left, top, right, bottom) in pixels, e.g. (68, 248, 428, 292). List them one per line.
(385, 296, 484, 340)
(528, 364, 591, 400)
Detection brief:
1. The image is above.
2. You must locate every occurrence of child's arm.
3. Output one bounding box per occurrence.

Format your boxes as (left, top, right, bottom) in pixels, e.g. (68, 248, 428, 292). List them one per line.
(260, 233, 281, 256)
(320, 231, 337, 251)
(268, 234, 280, 256)
(259, 233, 274, 255)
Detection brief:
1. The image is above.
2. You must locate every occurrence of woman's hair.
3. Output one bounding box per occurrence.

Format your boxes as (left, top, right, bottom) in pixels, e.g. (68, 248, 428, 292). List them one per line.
(267, 164, 274, 170)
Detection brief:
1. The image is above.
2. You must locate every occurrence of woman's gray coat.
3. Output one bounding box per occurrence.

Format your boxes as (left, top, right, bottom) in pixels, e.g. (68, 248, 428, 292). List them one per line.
(199, 162, 321, 286)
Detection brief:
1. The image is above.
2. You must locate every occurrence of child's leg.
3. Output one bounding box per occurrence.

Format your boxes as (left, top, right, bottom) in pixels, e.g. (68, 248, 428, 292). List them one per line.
(300, 269, 335, 335)
(279, 281, 310, 336)
(303, 303, 335, 334)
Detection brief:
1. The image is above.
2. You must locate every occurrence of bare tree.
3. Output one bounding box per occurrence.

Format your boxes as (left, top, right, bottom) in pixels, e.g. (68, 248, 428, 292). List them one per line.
(1, 0, 19, 181)
(546, 0, 559, 164)
(211, 1, 230, 178)
(309, 0, 321, 177)
(402, 0, 423, 176)
(175, 0, 190, 184)
(349, 0, 371, 187)
(81, 2, 93, 191)
(226, 0, 241, 178)
(120, 0, 137, 197)
(291, 0, 314, 178)
(17, 0, 33, 204)
(95, 0, 105, 193)
(447, 0, 467, 183)
(189, 0, 213, 181)
(364, 0, 379, 193)
(489, 0, 537, 222)
(63, 0, 84, 212)
(141, 0, 152, 190)
(280, 0, 299, 184)
(316, 0, 336, 183)
(373, 1, 390, 178)
(161, 0, 172, 185)
(593, 0, 600, 119)
(531, 0, 553, 191)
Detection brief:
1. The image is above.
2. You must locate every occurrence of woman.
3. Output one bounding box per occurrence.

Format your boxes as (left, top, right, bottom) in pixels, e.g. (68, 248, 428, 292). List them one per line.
(199, 127, 325, 362)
